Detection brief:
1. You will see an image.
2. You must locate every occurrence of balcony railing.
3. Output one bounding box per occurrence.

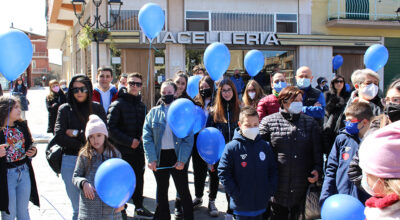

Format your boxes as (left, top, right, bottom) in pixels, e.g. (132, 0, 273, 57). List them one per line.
(328, 0, 400, 21)
(33, 52, 48, 57)
(110, 10, 141, 31)
(32, 68, 48, 74)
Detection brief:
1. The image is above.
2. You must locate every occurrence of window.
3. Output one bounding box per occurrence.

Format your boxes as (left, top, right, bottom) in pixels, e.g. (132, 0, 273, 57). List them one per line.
(31, 60, 36, 69)
(276, 14, 297, 33)
(32, 44, 36, 52)
(186, 11, 209, 31)
(212, 12, 274, 32)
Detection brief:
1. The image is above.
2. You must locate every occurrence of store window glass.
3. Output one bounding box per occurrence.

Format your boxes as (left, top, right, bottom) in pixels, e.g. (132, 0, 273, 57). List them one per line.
(154, 49, 166, 103)
(186, 11, 209, 31)
(276, 13, 297, 33)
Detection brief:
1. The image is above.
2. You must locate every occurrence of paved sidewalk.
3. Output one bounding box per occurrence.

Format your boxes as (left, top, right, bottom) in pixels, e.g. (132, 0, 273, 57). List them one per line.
(20, 88, 228, 219)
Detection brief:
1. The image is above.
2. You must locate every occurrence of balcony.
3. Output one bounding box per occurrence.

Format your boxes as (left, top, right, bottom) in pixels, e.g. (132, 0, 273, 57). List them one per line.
(327, 0, 400, 29)
(33, 52, 48, 58)
(32, 68, 48, 74)
(110, 10, 141, 31)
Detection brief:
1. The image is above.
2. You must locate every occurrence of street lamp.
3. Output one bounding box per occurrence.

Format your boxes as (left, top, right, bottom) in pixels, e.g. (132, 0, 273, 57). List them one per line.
(396, 8, 400, 22)
(71, 0, 123, 73)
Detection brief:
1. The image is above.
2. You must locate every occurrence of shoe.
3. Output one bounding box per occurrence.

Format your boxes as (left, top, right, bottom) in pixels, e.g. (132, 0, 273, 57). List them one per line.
(192, 197, 203, 209)
(208, 200, 219, 217)
(225, 213, 233, 220)
(121, 209, 127, 220)
(135, 207, 154, 219)
(175, 199, 183, 218)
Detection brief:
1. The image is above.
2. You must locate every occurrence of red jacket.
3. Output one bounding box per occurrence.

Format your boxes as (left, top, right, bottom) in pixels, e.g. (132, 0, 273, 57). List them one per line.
(92, 87, 118, 109)
(257, 94, 280, 121)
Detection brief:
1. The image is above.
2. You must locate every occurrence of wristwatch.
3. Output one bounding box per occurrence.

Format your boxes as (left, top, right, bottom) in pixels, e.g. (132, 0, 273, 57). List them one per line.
(72, 130, 79, 137)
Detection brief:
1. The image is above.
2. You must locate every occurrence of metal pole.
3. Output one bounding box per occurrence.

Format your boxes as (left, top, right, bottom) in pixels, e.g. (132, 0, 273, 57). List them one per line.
(374, 0, 377, 20)
(95, 2, 99, 75)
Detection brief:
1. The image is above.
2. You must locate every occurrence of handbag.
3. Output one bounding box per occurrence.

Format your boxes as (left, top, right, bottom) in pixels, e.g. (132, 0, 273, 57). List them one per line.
(304, 182, 322, 220)
(45, 136, 63, 175)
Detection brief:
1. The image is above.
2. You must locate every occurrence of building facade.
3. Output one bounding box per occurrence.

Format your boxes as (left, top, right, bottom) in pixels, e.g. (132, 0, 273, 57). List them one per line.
(47, 0, 399, 106)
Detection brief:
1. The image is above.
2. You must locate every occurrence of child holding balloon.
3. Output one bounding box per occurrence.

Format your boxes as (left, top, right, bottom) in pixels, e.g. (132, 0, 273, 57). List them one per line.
(72, 114, 123, 220)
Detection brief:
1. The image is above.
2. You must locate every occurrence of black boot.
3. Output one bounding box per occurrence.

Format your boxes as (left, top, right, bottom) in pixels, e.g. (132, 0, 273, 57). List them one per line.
(174, 198, 183, 218)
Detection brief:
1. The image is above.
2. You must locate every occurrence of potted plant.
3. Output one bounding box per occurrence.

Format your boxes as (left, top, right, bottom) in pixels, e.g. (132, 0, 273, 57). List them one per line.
(78, 25, 110, 49)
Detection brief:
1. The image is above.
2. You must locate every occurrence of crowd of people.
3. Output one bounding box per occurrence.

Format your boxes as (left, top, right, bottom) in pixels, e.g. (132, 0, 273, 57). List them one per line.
(0, 64, 399, 220)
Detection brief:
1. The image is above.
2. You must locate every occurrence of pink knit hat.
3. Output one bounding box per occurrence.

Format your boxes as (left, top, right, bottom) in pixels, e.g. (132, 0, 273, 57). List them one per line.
(85, 114, 108, 139)
(359, 120, 400, 178)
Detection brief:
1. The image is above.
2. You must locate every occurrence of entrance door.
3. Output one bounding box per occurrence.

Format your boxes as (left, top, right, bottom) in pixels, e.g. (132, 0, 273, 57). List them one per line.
(384, 38, 400, 92)
(346, 0, 369, 20)
(335, 54, 364, 87)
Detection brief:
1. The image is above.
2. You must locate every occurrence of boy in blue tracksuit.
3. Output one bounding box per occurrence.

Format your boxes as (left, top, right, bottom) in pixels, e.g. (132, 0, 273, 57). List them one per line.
(218, 106, 278, 220)
(320, 102, 373, 206)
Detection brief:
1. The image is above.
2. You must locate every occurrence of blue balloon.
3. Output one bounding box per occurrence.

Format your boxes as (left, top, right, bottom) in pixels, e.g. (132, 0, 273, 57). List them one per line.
(167, 98, 196, 138)
(0, 30, 33, 81)
(192, 106, 207, 134)
(204, 42, 231, 81)
(244, 50, 264, 77)
(332, 55, 343, 70)
(364, 44, 389, 72)
(321, 194, 365, 220)
(95, 158, 136, 208)
(197, 127, 225, 164)
(138, 3, 165, 40)
(187, 75, 202, 99)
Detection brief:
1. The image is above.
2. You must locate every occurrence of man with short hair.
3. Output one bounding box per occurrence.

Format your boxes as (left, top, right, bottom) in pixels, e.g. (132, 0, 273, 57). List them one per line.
(230, 69, 245, 98)
(346, 68, 383, 116)
(257, 72, 287, 121)
(92, 66, 118, 113)
(107, 73, 153, 219)
(296, 66, 326, 125)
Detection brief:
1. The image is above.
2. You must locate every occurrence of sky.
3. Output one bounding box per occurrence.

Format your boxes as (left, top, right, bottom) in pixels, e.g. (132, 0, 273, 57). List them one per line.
(0, 0, 62, 65)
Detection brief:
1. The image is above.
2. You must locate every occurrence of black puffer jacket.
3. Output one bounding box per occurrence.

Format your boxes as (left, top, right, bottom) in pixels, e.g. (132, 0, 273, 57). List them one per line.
(322, 90, 350, 153)
(206, 102, 238, 143)
(259, 111, 323, 208)
(107, 89, 146, 156)
(54, 74, 107, 156)
(46, 90, 67, 133)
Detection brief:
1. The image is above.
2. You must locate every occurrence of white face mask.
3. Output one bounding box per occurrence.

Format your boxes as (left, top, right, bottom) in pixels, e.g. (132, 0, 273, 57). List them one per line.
(248, 92, 256, 100)
(360, 83, 379, 100)
(297, 78, 311, 89)
(241, 127, 259, 140)
(361, 173, 379, 196)
(288, 101, 303, 114)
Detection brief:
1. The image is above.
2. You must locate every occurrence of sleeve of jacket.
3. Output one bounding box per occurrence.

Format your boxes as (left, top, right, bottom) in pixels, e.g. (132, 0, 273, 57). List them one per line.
(92, 90, 100, 103)
(142, 110, 157, 163)
(177, 132, 194, 164)
(54, 105, 84, 150)
(259, 117, 271, 142)
(311, 119, 323, 174)
(45, 98, 53, 112)
(239, 78, 245, 92)
(257, 97, 268, 121)
(93, 103, 107, 123)
(72, 155, 88, 190)
(218, 143, 240, 199)
(107, 102, 134, 147)
(266, 142, 278, 195)
(320, 140, 340, 206)
(302, 92, 326, 119)
(348, 150, 363, 189)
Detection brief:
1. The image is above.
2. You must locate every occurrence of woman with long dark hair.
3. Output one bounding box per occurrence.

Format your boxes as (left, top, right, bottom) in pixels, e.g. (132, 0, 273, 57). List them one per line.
(12, 78, 28, 120)
(207, 78, 240, 219)
(323, 75, 350, 154)
(53, 74, 106, 220)
(46, 79, 66, 134)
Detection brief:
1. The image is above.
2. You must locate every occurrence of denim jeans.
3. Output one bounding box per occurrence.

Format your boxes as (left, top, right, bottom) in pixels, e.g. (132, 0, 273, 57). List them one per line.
(1, 164, 31, 220)
(61, 155, 79, 220)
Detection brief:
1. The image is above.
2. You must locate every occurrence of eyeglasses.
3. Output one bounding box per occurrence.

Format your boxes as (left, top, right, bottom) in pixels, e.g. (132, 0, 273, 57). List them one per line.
(383, 97, 400, 105)
(343, 119, 360, 124)
(222, 88, 233, 93)
(71, 87, 88, 94)
(128, 81, 143, 87)
(334, 80, 344, 84)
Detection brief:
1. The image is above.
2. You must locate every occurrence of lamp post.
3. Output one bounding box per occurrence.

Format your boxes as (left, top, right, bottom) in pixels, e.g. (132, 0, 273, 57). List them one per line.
(71, 0, 122, 75)
(396, 8, 400, 22)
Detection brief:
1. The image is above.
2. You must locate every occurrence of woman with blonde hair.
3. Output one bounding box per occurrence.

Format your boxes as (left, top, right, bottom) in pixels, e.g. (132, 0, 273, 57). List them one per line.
(242, 80, 265, 108)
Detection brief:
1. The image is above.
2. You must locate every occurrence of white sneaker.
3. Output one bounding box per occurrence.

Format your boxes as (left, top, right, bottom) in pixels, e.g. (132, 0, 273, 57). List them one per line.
(225, 213, 233, 220)
(208, 200, 218, 217)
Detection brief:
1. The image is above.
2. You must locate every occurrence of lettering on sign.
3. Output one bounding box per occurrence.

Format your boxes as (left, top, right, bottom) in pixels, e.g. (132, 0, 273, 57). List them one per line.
(140, 31, 280, 46)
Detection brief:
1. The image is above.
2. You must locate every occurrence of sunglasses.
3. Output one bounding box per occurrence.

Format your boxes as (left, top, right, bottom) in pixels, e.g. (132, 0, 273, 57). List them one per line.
(128, 81, 143, 87)
(334, 80, 344, 84)
(71, 87, 88, 94)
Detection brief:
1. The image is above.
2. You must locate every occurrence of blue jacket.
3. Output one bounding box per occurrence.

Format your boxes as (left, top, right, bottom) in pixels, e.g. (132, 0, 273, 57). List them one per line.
(218, 128, 278, 214)
(319, 129, 370, 206)
(230, 76, 245, 94)
(142, 104, 194, 166)
(300, 86, 326, 119)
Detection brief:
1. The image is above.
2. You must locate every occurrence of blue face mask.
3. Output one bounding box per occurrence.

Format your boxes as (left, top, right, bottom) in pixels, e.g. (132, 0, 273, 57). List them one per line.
(345, 120, 360, 135)
(274, 82, 287, 93)
(297, 78, 311, 89)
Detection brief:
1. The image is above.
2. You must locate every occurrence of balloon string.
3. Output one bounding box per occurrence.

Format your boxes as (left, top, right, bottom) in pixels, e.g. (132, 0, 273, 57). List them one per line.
(147, 41, 151, 91)
(156, 166, 174, 170)
(40, 195, 66, 220)
(4, 81, 13, 142)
